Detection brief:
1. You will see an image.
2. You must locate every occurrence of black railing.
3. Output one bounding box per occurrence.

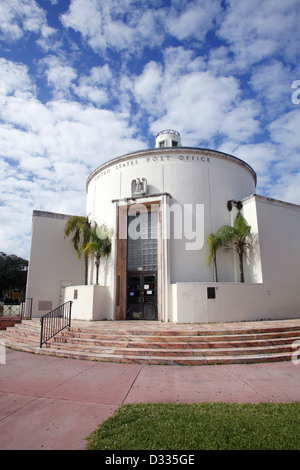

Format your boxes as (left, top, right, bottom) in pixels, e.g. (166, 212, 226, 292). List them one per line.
(40, 301, 72, 348)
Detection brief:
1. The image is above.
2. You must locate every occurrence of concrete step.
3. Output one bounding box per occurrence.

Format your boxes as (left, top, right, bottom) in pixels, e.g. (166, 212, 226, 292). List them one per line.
(49, 339, 296, 357)
(4, 344, 292, 366)
(68, 324, 300, 337)
(1, 319, 299, 365)
(59, 328, 300, 343)
(57, 330, 300, 348)
(0, 330, 39, 345)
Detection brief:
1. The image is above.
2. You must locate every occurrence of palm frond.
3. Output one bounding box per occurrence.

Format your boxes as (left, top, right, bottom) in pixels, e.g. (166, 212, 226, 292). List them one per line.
(83, 223, 113, 285)
(207, 213, 252, 283)
(64, 215, 92, 284)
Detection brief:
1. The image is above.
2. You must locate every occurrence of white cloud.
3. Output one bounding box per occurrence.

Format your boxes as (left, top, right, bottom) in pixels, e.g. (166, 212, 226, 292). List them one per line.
(220, 100, 260, 142)
(163, 47, 206, 76)
(0, 58, 34, 95)
(134, 62, 164, 116)
(269, 110, 300, 150)
(73, 85, 108, 106)
(132, 56, 260, 145)
(0, 58, 147, 258)
(272, 171, 300, 205)
(250, 61, 295, 109)
(87, 65, 112, 85)
(217, 0, 300, 69)
(40, 56, 77, 99)
(166, 0, 222, 41)
(72, 65, 112, 105)
(60, 0, 221, 55)
(60, 0, 108, 51)
(219, 125, 300, 206)
(0, 0, 51, 41)
(1, 93, 53, 135)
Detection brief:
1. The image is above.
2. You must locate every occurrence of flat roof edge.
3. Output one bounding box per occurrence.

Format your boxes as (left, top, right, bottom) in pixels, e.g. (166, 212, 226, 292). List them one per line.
(32, 210, 77, 220)
(243, 194, 300, 210)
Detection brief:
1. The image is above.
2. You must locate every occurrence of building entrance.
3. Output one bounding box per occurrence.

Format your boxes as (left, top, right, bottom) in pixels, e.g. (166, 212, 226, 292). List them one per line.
(127, 271, 157, 320)
(114, 201, 162, 322)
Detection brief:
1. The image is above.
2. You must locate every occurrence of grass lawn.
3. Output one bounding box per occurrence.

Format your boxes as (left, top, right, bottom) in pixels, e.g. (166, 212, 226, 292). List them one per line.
(86, 402, 300, 450)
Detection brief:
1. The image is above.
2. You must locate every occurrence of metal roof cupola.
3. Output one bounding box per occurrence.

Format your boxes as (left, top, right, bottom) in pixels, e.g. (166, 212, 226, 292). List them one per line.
(155, 129, 182, 148)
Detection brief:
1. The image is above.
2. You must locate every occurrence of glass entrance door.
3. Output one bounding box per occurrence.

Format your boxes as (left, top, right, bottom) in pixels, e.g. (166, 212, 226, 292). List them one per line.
(127, 272, 157, 320)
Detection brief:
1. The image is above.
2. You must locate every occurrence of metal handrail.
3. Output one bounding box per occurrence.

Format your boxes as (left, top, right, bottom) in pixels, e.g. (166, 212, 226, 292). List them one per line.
(40, 301, 72, 348)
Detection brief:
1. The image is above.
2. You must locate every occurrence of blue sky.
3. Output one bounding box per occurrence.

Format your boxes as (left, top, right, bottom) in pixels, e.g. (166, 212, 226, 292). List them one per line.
(1, 0, 300, 259)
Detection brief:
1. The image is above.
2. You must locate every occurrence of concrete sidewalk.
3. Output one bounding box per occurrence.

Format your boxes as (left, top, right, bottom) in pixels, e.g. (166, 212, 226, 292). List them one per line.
(0, 348, 299, 450)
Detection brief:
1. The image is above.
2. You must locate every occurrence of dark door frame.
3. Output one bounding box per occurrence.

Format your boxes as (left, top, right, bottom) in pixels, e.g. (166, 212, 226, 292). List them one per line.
(114, 200, 162, 321)
(127, 271, 157, 320)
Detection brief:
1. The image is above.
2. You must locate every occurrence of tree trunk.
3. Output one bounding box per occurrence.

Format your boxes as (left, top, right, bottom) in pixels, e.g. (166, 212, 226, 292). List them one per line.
(84, 217, 91, 285)
(238, 252, 244, 283)
(84, 255, 88, 285)
(95, 257, 100, 285)
(213, 252, 218, 282)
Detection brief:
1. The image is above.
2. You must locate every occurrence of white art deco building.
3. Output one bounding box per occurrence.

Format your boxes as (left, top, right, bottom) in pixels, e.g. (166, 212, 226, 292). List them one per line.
(26, 130, 300, 323)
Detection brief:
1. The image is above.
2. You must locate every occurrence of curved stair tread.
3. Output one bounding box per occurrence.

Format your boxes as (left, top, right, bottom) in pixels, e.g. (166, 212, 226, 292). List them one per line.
(0, 318, 299, 365)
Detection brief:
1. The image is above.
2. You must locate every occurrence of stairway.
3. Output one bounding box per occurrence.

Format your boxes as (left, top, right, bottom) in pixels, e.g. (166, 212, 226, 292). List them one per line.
(1, 319, 300, 365)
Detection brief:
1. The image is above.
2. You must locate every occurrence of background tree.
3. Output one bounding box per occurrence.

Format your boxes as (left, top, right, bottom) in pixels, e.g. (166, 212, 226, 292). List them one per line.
(215, 213, 251, 283)
(0, 252, 28, 298)
(84, 224, 113, 285)
(64, 216, 91, 285)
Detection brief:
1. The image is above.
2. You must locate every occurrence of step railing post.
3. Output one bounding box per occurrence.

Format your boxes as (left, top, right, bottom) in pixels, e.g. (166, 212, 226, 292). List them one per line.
(68, 300, 72, 328)
(40, 301, 72, 348)
(40, 316, 44, 348)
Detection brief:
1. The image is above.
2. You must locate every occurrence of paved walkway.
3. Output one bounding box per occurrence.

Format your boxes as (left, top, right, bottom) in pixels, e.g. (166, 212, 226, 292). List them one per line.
(0, 348, 300, 450)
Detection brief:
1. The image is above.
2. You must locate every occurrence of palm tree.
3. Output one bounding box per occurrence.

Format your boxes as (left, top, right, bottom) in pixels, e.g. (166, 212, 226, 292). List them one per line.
(207, 233, 222, 282)
(84, 223, 113, 285)
(216, 213, 251, 283)
(64, 215, 91, 285)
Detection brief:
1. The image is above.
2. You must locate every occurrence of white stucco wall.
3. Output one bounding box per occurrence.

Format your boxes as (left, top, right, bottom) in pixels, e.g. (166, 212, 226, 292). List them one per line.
(241, 196, 263, 283)
(255, 195, 300, 317)
(170, 195, 300, 323)
(170, 282, 266, 323)
(64, 285, 112, 321)
(26, 211, 84, 318)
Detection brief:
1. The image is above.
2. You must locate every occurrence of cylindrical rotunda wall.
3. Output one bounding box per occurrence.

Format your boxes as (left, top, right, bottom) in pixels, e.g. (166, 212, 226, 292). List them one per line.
(86, 144, 256, 284)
